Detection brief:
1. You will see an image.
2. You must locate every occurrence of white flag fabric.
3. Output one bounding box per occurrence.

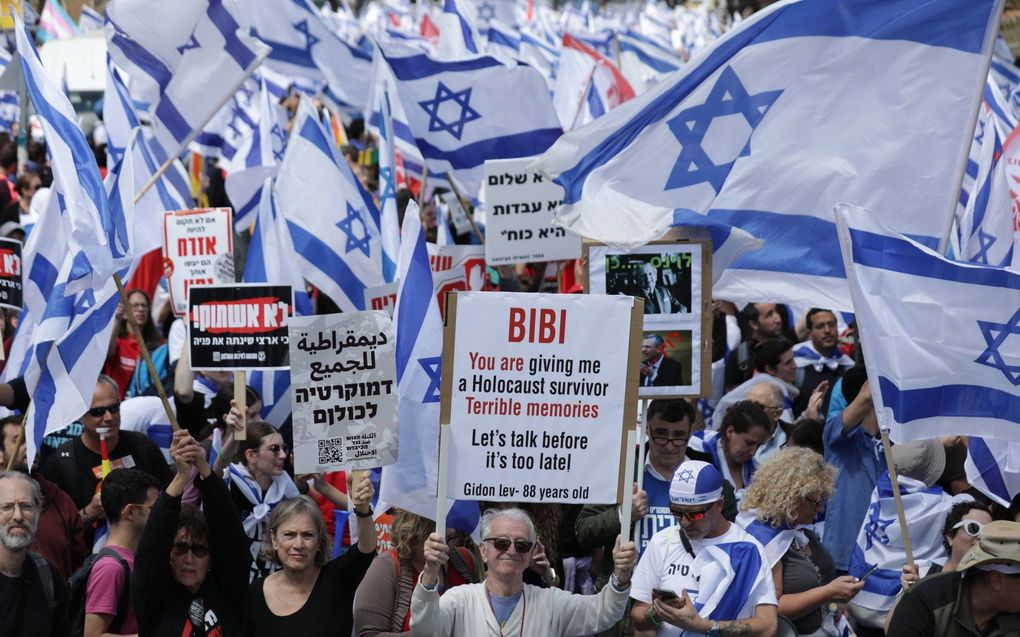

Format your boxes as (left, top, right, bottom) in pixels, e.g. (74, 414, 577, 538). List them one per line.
(618, 29, 683, 94)
(965, 436, 1020, 507)
(438, 0, 482, 58)
(275, 98, 384, 311)
(835, 202, 1020, 443)
(552, 34, 635, 131)
(105, 0, 268, 154)
(532, 0, 1003, 311)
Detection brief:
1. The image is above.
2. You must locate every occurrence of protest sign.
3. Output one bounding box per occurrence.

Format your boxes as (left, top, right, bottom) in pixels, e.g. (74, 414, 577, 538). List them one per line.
(439, 190, 473, 235)
(163, 208, 234, 316)
(440, 291, 642, 504)
(289, 311, 398, 473)
(364, 281, 398, 318)
(484, 157, 581, 265)
(585, 236, 712, 397)
(0, 238, 22, 310)
(427, 243, 488, 317)
(189, 284, 292, 370)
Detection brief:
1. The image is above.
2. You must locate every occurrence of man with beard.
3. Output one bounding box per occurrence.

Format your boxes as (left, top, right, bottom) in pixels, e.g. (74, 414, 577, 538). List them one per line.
(0, 471, 71, 637)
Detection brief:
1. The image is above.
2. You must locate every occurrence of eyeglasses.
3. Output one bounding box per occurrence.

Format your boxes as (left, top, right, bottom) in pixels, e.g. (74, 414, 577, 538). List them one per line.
(86, 402, 121, 418)
(484, 537, 535, 554)
(952, 520, 983, 538)
(263, 444, 289, 456)
(172, 542, 210, 558)
(0, 501, 37, 516)
(671, 506, 712, 522)
(651, 436, 688, 448)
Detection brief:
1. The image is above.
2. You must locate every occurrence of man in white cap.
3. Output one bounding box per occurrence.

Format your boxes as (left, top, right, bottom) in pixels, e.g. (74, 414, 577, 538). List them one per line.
(630, 460, 777, 636)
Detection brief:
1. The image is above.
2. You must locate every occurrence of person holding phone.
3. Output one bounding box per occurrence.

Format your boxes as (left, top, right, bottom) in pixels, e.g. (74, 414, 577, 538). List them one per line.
(410, 507, 637, 635)
(739, 447, 860, 635)
(630, 460, 778, 636)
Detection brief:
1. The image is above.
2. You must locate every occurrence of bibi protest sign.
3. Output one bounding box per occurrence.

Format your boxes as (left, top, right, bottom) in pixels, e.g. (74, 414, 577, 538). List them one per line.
(163, 208, 234, 316)
(189, 284, 293, 370)
(484, 157, 581, 265)
(441, 292, 642, 504)
(0, 238, 22, 310)
(289, 312, 398, 473)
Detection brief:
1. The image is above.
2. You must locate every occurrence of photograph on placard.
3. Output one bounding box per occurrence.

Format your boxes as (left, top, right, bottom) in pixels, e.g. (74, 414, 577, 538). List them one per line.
(639, 329, 693, 393)
(604, 252, 692, 316)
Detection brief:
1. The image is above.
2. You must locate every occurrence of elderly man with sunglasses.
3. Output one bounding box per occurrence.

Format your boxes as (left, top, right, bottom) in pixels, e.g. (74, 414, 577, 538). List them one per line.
(411, 507, 638, 635)
(630, 460, 777, 637)
(42, 375, 171, 545)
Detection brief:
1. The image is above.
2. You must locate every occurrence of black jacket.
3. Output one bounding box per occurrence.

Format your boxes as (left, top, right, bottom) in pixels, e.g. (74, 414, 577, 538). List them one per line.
(0, 552, 70, 637)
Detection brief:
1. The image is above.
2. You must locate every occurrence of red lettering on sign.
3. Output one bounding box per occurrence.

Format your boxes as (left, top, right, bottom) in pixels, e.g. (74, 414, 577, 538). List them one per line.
(507, 307, 566, 344)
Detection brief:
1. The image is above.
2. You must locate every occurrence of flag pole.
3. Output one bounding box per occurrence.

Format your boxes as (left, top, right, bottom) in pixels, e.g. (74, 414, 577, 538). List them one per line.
(416, 164, 430, 209)
(568, 63, 599, 132)
(112, 272, 181, 432)
(133, 49, 271, 205)
(443, 172, 484, 243)
(233, 371, 247, 441)
(879, 427, 915, 569)
(636, 399, 648, 492)
(435, 424, 450, 534)
(620, 428, 638, 542)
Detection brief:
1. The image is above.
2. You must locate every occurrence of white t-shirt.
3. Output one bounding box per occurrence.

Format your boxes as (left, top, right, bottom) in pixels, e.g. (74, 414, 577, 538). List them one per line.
(631, 523, 777, 637)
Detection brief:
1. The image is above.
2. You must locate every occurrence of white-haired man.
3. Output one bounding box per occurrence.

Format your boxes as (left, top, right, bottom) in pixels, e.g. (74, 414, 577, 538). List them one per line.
(412, 507, 637, 635)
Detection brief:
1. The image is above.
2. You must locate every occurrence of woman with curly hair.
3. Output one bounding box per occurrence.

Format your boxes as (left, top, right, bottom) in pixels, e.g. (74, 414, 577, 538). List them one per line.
(353, 509, 479, 635)
(739, 447, 863, 636)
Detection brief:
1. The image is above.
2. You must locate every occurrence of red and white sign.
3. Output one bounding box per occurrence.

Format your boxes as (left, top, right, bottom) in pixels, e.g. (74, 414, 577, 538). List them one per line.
(163, 208, 234, 316)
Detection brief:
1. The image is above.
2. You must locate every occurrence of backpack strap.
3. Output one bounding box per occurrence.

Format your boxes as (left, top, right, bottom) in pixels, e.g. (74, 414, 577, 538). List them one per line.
(447, 547, 478, 584)
(95, 548, 132, 632)
(28, 552, 56, 610)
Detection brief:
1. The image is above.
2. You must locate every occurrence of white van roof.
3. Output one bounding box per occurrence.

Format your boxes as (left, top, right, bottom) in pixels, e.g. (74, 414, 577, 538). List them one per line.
(38, 32, 106, 94)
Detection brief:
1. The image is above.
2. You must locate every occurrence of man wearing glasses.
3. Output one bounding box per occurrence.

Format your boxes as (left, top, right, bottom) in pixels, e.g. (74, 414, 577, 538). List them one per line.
(0, 471, 71, 637)
(630, 461, 777, 636)
(411, 507, 638, 635)
(42, 376, 171, 545)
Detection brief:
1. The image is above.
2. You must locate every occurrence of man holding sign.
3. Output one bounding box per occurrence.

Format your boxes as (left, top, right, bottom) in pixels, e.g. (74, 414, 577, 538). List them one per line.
(411, 507, 637, 635)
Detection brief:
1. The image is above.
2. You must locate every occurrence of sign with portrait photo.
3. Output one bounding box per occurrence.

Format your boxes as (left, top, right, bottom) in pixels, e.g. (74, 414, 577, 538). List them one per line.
(584, 237, 712, 397)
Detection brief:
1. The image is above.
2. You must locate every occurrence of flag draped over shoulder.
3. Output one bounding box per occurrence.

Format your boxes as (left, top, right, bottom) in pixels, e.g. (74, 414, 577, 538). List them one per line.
(835, 203, 1020, 443)
(532, 0, 1002, 311)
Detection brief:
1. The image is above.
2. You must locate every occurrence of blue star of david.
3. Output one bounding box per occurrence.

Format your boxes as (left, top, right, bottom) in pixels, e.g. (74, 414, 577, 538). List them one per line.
(976, 307, 1020, 385)
(176, 34, 200, 56)
(973, 230, 996, 265)
(270, 124, 286, 162)
(294, 20, 320, 51)
(379, 166, 397, 205)
(477, 1, 496, 21)
(418, 356, 442, 403)
(665, 66, 783, 193)
(974, 117, 986, 146)
(418, 82, 481, 141)
(677, 468, 695, 484)
(336, 202, 372, 257)
(863, 503, 895, 550)
(74, 288, 97, 315)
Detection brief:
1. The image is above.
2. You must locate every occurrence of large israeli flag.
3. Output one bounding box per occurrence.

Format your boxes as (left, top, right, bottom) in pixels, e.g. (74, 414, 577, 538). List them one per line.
(365, 49, 428, 193)
(533, 0, 1003, 311)
(16, 16, 132, 295)
(106, 0, 269, 155)
(965, 436, 1020, 507)
(835, 203, 1020, 443)
(380, 40, 562, 195)
(275, 98, 384, 311)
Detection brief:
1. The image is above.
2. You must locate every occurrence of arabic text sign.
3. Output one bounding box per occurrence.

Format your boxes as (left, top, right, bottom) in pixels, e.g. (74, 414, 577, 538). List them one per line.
(290, 312, 398, 473)
(163, 208, 234, 317)
(189, 284, 292, 370)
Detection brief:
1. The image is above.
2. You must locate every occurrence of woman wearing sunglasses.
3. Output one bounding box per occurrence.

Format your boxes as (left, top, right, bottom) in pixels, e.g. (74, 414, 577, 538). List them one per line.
(899, 501, 992, 589)
(134, 429, 250, 637)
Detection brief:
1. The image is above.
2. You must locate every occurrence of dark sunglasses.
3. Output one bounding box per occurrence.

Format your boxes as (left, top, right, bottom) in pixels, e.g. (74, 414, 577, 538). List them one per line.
(672, 506, 712, 522)
(484, 537, 535, 554)
(172, 542, 210, 558)
(87, 403, 121, 418)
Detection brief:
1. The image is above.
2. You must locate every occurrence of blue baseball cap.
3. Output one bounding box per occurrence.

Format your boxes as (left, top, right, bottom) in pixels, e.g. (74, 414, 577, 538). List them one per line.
(669, 460, 724, 506)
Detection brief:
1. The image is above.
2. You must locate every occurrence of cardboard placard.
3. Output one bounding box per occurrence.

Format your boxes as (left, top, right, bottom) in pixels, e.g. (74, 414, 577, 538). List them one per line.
(427, 243, 487, 317)
(364, 281, 398, 318)
(0, 238, 23, 310)
(483, 157, 581, 265)
(584, 235, 713, 398)
(439, 191, 473, 235)
(188, 284, 293, 370)
(163, 208, 234, 317)
(440, 291, 641, 504)
(290, 311, 398, 473)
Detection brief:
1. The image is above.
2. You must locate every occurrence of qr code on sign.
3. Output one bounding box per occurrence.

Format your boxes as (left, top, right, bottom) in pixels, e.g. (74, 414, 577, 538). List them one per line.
(317, 438, 344, 464)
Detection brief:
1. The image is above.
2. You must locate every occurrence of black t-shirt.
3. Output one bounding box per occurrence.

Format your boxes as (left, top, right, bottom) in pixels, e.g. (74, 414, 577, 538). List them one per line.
(0, 554, 70, 637)
(242, 546, 376, 637)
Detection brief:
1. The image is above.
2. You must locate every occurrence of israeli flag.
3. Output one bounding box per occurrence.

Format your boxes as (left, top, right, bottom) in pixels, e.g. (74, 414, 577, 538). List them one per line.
(738, 511, 804, 568)
(618, 28, 683, 95)
(239, 0, 372, 110)
(848, 474, 959, 617)
(376, 82, 401, 283)
(106, 0, 268, 157)
(16, 15, 132, 295)
(365, 49, 428, 191)
(485, 20, 521, 63)
(379, 39, 562, 195)
(835, 203, 1020, 443)
(275, 98, 384, 311)
(379, 199, 444, 520)
(553, 34, 635, 131)
(965, 436, 1020, 507)
(78, 5, 104, 33)
(532, 0, 1003, 312)
(438, 0, 482, 57)
(518, 26, 559, 90)
(694, 541, 773, 624)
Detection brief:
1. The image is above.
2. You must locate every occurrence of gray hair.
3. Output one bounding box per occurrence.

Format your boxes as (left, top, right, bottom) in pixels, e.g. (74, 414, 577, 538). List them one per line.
(96, 374, 120, 396)
(479, 507, 536, 542)
(0, 471, 41, 506)
(259, 495, 331, 567)
(643, 334, 664, 347)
